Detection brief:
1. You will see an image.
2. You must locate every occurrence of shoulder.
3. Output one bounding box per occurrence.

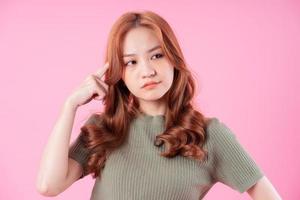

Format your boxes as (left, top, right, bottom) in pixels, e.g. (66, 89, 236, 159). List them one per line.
(204, 117, 236, 145)
(206, 117, 228, 130)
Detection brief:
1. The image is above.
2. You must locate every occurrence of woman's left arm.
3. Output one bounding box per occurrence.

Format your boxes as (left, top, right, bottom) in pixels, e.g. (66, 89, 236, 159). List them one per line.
(247, 176, 282, 200)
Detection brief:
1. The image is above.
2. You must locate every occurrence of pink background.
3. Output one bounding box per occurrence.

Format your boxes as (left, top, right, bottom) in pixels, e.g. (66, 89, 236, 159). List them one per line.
(0, 0, 299, 199)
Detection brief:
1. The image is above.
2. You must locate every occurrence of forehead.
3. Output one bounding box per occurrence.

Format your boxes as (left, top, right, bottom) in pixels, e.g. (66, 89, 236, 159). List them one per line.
(122, 27, 161, 53)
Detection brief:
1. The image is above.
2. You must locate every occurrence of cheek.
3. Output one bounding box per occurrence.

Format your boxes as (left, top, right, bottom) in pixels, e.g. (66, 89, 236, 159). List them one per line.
(122, 68, 129, 83)
(123, 73, 138, 91)
(165, 67, 174, 82)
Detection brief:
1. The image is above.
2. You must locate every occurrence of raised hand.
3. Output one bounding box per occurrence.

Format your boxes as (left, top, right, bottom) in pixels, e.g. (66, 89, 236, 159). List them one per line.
(66, 62, 110, 108)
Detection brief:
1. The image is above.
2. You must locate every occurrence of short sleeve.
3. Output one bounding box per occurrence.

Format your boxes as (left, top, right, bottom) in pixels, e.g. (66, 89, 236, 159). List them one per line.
(207, 118, 264, 193)
(68, 114, 99, 179)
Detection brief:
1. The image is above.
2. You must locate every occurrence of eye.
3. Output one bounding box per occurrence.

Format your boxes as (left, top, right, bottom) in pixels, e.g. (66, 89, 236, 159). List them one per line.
(124, 60, 136, 66)
(124, 53, 164, 67)
(152, 53, 164, 59)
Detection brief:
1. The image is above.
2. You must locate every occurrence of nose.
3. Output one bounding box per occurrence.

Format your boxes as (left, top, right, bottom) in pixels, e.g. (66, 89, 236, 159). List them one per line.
(140, 59, 156, 78)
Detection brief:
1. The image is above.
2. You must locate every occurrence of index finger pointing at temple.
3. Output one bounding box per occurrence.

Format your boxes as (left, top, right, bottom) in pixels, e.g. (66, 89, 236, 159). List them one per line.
(95, 62, 109, 79)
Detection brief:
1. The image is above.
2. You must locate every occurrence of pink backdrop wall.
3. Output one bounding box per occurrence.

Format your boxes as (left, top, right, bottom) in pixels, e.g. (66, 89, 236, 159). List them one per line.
(0, 0, 299, 199)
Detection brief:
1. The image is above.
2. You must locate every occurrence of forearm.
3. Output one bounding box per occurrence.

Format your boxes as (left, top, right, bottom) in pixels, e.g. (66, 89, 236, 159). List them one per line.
(36, 99, 78, 193)
(247, 176, 282, 200)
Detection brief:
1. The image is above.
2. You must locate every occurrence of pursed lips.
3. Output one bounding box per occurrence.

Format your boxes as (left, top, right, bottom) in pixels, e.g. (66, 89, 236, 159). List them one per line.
(141, 81, 161, 88)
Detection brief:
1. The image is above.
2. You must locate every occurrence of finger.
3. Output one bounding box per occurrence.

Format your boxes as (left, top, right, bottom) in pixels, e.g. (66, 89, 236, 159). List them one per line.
(94, 78, 108, 94)
(91, 93, 101, 101)
(94, 85, 106, 100)
(95, 62, 109, 79)
(94, 95, 102, 101)
(90, 85, 104, 101)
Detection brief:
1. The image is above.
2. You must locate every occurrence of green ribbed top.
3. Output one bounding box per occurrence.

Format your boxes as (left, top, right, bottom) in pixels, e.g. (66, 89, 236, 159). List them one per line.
(68, 114, 264, 199)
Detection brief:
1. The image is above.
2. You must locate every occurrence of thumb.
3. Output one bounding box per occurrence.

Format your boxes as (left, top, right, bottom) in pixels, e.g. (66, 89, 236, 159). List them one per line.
(94, 95, 102, 101)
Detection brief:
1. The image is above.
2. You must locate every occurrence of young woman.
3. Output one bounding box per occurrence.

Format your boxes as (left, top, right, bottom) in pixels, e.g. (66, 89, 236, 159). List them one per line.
(36, 10, 281, 200)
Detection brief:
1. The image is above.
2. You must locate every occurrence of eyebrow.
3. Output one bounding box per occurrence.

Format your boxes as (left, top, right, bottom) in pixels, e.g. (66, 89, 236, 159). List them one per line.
(123, 45, 161, 57)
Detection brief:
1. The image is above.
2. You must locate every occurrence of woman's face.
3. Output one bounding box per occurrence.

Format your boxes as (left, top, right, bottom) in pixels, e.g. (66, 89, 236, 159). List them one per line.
(121, 27, 174, 102)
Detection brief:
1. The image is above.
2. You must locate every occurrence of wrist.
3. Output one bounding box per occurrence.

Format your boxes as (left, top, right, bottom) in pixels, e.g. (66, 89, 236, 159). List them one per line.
(64, 97, 79, 111)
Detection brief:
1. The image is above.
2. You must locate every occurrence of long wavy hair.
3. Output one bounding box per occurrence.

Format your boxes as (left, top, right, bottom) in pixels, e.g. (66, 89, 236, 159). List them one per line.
(80, 10, 210, 179)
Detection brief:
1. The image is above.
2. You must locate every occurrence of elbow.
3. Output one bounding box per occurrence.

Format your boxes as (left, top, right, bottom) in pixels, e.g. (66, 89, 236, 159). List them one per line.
(36, 180, 60, 197)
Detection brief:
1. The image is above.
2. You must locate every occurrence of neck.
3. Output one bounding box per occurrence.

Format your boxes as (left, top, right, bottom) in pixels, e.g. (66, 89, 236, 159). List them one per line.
(138, 99, 166, 116)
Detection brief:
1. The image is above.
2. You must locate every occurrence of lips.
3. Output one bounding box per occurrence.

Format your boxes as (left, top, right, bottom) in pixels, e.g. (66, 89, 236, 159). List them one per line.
(142, 81, 160, 88)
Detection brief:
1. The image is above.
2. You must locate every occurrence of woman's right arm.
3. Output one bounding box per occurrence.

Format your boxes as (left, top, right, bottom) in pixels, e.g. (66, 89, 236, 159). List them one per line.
(35, 99, 81, 196)
(35, 62, 109, 196)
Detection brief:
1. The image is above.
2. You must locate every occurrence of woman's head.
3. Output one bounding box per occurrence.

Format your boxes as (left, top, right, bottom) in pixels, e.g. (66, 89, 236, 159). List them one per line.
(103, 10, 194, 116)
(121, 26, 174, 105)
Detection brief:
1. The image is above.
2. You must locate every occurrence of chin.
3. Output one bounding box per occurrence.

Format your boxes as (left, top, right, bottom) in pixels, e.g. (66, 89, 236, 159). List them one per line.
(137, 92, 166, 101)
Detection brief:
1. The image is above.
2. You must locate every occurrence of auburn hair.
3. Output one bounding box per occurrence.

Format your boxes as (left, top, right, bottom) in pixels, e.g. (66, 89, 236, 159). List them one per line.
(79, 10, 210, 179)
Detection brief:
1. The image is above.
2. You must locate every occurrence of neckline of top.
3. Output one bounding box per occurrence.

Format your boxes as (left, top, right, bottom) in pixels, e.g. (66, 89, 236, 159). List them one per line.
(138, 113, 165, 119)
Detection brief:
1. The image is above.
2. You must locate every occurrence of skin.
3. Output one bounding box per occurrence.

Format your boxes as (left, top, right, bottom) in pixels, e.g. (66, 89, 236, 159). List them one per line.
(121, 26, 174, 116)
(247, 176, 282, 199)
(120, 26, 282, 199)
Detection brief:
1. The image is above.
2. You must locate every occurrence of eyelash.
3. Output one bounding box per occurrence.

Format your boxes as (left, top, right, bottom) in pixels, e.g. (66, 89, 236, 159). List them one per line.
(124, 53, 164, 66)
